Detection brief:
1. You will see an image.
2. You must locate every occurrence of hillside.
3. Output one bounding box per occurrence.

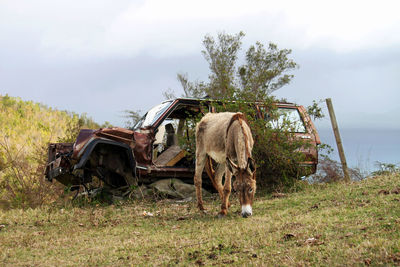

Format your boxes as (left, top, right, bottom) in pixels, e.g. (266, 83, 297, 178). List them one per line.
(1, 173, 399, 266)
(0, 95, 101, 208)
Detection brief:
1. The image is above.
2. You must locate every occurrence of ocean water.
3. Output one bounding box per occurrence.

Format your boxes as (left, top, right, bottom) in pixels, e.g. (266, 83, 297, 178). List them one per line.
(317, 127, 400, 173)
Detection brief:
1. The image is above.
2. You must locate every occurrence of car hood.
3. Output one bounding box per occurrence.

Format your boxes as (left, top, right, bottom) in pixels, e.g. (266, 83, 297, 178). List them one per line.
(73, 127, 136, 159)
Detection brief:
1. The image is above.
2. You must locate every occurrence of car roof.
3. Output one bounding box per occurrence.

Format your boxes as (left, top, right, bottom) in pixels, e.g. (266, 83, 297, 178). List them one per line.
(170, 97, 299, 108)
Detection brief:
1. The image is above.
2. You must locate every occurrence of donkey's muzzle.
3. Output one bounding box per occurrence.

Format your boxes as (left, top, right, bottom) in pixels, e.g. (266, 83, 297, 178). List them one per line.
(241, 204, 253, 218)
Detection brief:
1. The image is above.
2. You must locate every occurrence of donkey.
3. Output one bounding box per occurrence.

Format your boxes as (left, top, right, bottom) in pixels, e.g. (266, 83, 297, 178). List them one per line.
(194, 112, 256, 218)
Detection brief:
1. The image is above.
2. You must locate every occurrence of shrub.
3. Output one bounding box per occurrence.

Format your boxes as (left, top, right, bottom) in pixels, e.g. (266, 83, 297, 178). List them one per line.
(0, 95, 101, 208)
(177, 98, 310, 190)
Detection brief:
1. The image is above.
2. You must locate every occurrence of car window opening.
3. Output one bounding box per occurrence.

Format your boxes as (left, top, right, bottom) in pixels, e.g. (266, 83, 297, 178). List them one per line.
(267, 108, 307, 133)
(152, 104, 199, 168)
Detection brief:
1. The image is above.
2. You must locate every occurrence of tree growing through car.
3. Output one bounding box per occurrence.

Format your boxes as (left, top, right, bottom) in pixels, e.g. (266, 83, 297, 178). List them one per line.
(163, 32, 319, 188)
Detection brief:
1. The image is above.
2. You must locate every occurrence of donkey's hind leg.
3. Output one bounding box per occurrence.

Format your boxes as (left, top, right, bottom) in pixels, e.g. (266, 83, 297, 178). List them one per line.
(194, 152, 207, 211)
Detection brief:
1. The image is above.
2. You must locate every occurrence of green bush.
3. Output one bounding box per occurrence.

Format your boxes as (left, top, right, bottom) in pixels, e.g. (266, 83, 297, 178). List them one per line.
(177, 98, 310, 190)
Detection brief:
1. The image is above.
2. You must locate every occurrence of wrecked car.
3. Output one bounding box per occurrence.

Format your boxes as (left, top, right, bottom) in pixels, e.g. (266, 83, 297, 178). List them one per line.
(45, 98, 320, 192)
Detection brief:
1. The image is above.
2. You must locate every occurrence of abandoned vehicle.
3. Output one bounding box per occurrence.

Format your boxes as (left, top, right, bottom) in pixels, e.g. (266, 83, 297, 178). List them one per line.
(45, 98, 320, 193)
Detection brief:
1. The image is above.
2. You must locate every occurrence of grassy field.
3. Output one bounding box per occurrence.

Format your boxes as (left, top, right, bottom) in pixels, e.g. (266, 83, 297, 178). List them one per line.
(1, 173, 400, 266)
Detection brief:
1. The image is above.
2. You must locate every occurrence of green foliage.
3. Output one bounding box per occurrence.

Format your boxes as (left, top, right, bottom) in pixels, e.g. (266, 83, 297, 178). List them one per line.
(123, 109, 142, 129)
(307, 99, 325, 120)
(57, 112, 101, 143)
(175, 98, 310, 188)
(239, 42, 298, 98)
(177, 108, 206, 162)
(372, 162, 400, 176)
(177, 73, 208, 98)
(202, 31, 245, 98)
(100, 121, 113, 128)
(173, 31, 298, 100)
(217, 100, 308, 187)
(173, 32, 308, 188)
(0, 95, 101, 208)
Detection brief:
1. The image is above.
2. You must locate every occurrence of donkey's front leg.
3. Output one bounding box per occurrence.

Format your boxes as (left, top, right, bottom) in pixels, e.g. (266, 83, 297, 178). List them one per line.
(219, 169, 232, 217)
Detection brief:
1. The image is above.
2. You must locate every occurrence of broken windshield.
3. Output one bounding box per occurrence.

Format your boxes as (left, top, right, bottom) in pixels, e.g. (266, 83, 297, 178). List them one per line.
(133, 101, 172, 130)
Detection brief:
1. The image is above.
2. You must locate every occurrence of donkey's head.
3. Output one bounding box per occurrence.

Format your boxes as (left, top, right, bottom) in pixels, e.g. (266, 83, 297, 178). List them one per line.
(227, 157, 257, 218)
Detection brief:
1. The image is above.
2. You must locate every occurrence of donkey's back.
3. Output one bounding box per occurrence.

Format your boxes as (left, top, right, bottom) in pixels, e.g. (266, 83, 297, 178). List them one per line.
(195, 112, 236, 163)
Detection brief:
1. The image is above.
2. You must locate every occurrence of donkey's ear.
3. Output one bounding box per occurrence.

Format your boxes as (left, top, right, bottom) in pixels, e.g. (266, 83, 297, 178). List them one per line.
(247, 157, 256, 173)
(226, 157, 238, 173)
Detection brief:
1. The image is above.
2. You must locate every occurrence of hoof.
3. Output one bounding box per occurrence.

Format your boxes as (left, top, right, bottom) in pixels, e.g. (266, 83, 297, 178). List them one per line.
(217, 213, 226, 219)
(218, 209, 227, 218)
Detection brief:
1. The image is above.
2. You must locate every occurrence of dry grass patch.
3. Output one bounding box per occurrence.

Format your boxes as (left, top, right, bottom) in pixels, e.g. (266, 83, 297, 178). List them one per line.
(1, 173, 400, 266)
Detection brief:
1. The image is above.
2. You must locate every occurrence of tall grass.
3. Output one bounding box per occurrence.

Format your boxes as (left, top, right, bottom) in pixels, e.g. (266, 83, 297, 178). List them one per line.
(0, 95, 101, 208)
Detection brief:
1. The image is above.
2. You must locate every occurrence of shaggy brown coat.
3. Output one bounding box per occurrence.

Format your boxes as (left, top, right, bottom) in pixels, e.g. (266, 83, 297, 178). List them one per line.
(194, 112, 256, 217)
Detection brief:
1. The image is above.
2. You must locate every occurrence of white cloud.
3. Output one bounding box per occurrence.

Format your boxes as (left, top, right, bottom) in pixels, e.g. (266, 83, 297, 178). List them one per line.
(1, 0, 400, 58)
(278, 0, 400, 51)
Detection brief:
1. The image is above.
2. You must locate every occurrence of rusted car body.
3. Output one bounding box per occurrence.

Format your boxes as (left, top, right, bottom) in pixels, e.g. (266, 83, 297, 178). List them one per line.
(45, 98, 320, 189)
(45, 128, 137, 189)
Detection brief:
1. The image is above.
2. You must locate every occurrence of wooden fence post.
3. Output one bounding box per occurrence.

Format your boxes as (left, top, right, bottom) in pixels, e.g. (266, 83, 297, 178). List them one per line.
(326, 98, 350, 182)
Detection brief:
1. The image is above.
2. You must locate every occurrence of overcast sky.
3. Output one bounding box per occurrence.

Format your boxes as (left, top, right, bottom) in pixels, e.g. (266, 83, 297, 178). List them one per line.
(1, 0, 399, 130)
